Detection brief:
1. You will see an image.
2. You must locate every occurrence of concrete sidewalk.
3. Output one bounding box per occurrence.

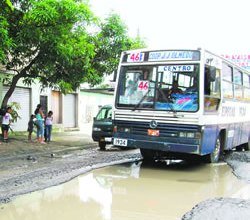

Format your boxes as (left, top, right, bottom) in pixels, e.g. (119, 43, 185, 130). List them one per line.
(0, 130, 96, 159)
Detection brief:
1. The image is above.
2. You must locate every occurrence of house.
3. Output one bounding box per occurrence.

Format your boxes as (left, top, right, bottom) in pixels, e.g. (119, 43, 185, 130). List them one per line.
(0, 78, 79, 132)
(0, 71, 115, 132)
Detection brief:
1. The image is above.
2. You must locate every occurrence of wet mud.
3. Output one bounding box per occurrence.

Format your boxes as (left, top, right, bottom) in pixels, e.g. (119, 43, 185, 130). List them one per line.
(0, 159, 249, 220)
(182, 151, 250, 220)
(0, 133, 249, 219)
(0, 141, 141, 204)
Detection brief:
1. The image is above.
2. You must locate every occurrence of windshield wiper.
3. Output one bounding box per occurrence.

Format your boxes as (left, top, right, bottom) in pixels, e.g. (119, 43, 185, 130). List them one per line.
(132, 89, 151, 111)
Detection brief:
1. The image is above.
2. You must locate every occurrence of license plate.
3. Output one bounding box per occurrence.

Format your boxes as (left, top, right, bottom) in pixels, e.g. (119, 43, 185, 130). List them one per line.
(113, 138, 128, 146)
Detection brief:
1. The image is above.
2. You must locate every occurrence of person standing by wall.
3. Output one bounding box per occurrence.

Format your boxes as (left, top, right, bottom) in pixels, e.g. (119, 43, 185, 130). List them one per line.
(27, 114, 35, 142)
(34, 104, 46, 144)
(2, 106, 12, 143)
(45, 110, 53, 142)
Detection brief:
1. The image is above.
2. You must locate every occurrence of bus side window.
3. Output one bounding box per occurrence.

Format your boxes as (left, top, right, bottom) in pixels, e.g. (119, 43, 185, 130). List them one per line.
(204, 66, 221, 112)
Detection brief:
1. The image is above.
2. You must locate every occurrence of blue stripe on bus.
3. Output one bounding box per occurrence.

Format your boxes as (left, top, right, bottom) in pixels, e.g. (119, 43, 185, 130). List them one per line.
(201, 122, 250, 155)
(200, 125, 218, 155)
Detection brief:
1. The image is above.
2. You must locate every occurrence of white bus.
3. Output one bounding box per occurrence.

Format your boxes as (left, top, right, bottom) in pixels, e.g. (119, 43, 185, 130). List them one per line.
(112, 48, 250, 163)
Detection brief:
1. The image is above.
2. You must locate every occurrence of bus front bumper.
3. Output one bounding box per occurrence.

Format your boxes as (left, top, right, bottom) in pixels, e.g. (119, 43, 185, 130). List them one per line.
(113, 136, 200, 155)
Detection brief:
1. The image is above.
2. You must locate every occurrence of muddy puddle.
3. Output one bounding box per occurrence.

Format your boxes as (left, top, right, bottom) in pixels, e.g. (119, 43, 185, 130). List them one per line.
(0, 161, 249, 220)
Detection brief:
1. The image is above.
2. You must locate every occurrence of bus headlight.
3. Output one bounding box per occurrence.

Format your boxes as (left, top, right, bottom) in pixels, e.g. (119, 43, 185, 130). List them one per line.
(179, 132, 201, 138)
(179, 132, 186, 138)
(187, 132, 195, 138)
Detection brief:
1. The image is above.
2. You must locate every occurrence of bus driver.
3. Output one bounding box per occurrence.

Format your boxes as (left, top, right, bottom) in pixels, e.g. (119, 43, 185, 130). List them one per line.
(168, 80, 182, 95)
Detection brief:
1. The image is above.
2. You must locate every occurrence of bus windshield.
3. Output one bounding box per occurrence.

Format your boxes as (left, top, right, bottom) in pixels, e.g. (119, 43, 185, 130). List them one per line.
(116, 64, 199, 112)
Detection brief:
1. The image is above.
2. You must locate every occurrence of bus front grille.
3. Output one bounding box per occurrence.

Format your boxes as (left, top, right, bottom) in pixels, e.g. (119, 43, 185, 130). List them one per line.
(114, 120, 200, 138)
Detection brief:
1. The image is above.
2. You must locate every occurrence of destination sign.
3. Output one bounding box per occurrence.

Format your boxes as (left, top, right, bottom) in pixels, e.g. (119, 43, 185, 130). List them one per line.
(158, 65, 194, 72)
(148, 51, 200, 61)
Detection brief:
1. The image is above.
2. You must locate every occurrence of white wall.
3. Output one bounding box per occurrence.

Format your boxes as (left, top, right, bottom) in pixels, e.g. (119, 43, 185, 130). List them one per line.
(79, 91, 113, 132)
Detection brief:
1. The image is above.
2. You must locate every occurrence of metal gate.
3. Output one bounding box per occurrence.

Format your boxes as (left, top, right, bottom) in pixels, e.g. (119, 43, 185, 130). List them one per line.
(3, 86, 31, 131)
(63, 94, 76, 128)
(51, 91, 61, 124)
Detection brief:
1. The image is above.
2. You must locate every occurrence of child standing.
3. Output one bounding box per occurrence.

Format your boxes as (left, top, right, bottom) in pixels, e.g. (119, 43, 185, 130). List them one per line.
(2, 106, 12, 142)
(34, 104, 46, 144)
(27, 114, 35, 142)
(45, 111, 53, 142)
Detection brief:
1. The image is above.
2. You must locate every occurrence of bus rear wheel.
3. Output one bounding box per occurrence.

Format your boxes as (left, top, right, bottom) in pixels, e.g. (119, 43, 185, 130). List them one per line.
(205, 136, 221, 163)
(243, 139, 249, 151)
(236, 138, 249, 151)
(246, 141, 250, 151)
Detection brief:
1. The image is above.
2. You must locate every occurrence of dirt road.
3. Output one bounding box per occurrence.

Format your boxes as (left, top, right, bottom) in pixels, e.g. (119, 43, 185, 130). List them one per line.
(0, 132, 141, 203)
(0, 132, 249, 219)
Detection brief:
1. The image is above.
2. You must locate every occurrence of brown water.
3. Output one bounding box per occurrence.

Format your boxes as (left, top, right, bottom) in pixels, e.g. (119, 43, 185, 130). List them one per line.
(0, 161, 249, 220)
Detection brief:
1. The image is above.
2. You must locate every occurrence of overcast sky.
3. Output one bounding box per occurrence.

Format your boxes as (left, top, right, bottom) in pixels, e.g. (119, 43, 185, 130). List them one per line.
(88, 0, 249, 54)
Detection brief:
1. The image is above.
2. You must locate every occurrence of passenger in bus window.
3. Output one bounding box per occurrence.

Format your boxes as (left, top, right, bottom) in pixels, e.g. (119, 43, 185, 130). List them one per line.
(143, 70, 149, 80)
(139, 70, 150, 80)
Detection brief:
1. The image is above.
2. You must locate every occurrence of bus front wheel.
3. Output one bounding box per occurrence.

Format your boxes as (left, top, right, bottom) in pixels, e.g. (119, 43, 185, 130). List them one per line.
(140, 148, 155, 162)
(205, 136, 221, 163)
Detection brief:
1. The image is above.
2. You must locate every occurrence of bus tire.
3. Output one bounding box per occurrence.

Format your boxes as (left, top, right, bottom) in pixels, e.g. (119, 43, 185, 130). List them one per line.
(243, 139, 249, 151)
(99, 141, 106, 151)
(237, 139, 249, 151)
(205, 136, 221, 163)
(236, 145, 244, 151)
(140, 148, 155, 162)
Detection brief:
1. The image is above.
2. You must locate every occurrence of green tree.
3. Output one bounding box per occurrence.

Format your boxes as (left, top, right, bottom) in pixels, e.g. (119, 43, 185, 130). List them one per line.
(1, 0, 96, 108)
(0, 1, 146, 108)
(90, 13, 146, 85)
(0, 0, 13, 62)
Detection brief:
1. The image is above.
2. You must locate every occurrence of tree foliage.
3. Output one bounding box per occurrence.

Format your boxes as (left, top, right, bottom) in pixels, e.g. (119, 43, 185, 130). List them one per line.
(0, 0, 146, 108)
(90, 13, 146, 85)
(1, 0, 96, 107)
(0, 0, 13, 62)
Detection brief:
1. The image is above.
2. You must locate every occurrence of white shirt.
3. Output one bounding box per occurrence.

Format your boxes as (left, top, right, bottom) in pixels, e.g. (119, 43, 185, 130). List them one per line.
(45, 116, 53, 126)
(2, 113, 12, 125)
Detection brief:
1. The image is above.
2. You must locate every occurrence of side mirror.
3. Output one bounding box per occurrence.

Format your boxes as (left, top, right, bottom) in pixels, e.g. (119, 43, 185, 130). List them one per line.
(209, 66, 216, 82)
